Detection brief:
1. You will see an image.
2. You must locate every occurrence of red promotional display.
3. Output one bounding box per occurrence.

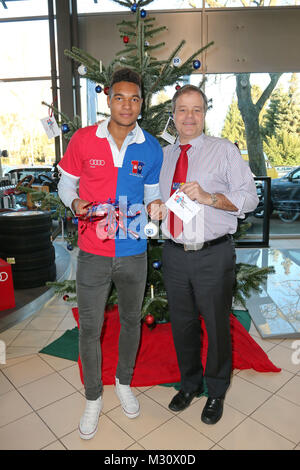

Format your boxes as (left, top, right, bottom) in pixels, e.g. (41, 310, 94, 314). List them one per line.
(0, 259, 15, 311)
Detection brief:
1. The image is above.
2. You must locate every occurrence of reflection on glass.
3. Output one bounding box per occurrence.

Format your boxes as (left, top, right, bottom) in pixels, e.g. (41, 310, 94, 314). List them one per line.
(191, 72, 300, 236)
(0, 20, 50, 78)
(237, 247, 300, 337)
(0, 0, 48, 19)
(0, 80, 55, 166)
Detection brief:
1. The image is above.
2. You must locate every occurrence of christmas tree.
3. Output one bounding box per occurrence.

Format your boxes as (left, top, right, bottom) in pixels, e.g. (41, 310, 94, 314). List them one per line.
(36, 0, 274, 325)
(63, 0, 213, 142)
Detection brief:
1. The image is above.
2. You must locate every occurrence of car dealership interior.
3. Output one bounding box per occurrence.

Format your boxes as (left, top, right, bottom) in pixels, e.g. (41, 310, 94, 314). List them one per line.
(0, 0, 299, 452)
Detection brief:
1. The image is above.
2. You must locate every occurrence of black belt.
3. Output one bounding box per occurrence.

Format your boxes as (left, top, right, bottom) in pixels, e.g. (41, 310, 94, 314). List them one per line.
(166, 234, 232, 252)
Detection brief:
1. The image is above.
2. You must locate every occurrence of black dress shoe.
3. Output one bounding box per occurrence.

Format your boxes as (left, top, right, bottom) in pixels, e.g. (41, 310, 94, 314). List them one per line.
(168, 388, 203, 412)
(201, 397, 224, 425)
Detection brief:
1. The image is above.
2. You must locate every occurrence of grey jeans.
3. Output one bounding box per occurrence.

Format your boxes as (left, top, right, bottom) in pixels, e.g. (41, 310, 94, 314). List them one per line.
(76, 249, 147, 400)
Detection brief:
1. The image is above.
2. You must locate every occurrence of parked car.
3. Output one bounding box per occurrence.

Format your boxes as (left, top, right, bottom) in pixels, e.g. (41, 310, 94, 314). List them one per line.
(253, 166, 300, 222)
(271, 166, 300, 222)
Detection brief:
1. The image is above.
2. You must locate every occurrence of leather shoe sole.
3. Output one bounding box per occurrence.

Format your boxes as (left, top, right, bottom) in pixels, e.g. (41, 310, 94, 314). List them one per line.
(168, 388, 203, 412)
(201, 397, 224, 425)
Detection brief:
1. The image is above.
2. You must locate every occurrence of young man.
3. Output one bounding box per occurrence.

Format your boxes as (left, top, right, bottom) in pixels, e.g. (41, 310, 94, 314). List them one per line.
(57, 68, 163, 439)
(159, 85, 259, 425)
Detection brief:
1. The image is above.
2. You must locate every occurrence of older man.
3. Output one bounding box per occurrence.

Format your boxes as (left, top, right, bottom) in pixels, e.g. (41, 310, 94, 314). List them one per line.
(159, 85, 258, 424)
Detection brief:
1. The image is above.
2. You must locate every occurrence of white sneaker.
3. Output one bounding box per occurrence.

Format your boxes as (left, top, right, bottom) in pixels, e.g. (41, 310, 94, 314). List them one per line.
(78, 396, 103, 440)
(115, 377, 140, 419)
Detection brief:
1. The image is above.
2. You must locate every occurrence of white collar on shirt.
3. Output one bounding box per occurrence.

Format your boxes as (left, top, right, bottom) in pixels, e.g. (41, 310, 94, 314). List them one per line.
(95, 118, 145, 168)
(174, 132, 205, 150)
(95, 118, 145, 144)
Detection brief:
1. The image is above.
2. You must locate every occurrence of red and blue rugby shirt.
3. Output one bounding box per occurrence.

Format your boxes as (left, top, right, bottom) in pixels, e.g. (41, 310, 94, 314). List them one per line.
(58, 124, 163, 257)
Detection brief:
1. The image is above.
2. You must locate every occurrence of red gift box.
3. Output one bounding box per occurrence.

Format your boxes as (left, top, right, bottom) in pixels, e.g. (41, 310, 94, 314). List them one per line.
(0, 258, 15, 311)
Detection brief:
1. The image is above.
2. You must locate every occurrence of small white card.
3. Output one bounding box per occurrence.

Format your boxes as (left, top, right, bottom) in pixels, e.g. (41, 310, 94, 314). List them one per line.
(40, 115, 61, 139)
(165, 188, 201, 224)
(160, 116, 178, 144)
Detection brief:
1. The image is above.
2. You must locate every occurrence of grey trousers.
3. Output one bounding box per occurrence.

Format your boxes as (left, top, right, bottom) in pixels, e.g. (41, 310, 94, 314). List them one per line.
(76, 249, 147, 400)
(162, 238, 236, 398)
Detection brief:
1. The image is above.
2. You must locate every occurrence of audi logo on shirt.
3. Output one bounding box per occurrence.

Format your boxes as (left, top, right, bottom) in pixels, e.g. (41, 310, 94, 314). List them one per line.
(89, 159, 106, 167)
(0, 272, 8, 282)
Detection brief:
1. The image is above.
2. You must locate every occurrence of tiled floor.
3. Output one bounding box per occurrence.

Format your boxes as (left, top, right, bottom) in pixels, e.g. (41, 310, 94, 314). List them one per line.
(0, 241, 300, 450)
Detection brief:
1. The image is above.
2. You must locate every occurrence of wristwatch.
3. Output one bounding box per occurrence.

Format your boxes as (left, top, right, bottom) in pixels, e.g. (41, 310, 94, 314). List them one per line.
(210, 193, 218, 206)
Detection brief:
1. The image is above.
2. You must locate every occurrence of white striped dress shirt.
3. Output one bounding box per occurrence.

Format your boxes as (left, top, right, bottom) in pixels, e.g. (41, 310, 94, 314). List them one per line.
(159, 133, 259, 243)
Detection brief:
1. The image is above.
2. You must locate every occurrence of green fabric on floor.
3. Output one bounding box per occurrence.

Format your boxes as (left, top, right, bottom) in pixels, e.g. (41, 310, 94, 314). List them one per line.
(232, 309, 251, 332)
(39, 327, 79, 361)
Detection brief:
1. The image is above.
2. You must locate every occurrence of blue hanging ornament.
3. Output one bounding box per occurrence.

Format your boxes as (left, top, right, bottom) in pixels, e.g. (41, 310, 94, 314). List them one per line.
(95, 85, 102, 93)
(61, 123, 70, 134)
(152, 260, 162, 270)
(193, 60, 201, 70)
(140, 9, 147, 18)
(67, 243, 73, 251)
(131, 3, 137, 12)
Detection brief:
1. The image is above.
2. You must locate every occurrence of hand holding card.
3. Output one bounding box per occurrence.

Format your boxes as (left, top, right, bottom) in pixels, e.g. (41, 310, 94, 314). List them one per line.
(165, 188, 201, 224)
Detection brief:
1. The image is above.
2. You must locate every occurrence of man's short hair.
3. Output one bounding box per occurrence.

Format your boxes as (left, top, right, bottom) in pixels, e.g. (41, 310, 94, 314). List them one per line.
(109, 68, 142, 97)
(172, 84, 208, 113)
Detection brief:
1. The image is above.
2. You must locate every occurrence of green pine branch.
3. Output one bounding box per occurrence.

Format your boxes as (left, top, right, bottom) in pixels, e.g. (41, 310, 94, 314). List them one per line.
(46, 280, 77, 302)
(233, 262, 275, 308)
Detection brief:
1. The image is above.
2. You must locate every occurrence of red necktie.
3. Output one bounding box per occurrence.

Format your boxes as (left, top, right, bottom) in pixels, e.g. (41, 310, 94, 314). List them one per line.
(168, 144, 191, 238)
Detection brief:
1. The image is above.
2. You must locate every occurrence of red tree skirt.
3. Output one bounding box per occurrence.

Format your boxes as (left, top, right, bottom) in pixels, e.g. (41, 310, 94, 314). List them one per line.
(72, 306, 281, 387)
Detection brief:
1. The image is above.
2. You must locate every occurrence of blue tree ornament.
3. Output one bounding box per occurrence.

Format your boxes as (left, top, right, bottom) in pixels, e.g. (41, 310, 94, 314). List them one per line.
(61, 123, 70, 133)
(140, 9, 147, 18)
(152, 260, 162, 270)
(131, 3, 137, 12)
(193, 60, 201, 70)
(95, 85, 102, 93)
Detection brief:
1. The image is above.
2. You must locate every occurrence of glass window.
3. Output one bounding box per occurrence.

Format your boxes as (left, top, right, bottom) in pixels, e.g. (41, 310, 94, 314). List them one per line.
(0, 0, 48, 19)
(291, 168, 300, 179)
(148, 71, 300, 237)
(77, 0, 197, 14)
(204, 0, 297, 7)
(0, 20, 51, 78)
(197, 71, 300, 236)
(0, 80, 55, 166)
